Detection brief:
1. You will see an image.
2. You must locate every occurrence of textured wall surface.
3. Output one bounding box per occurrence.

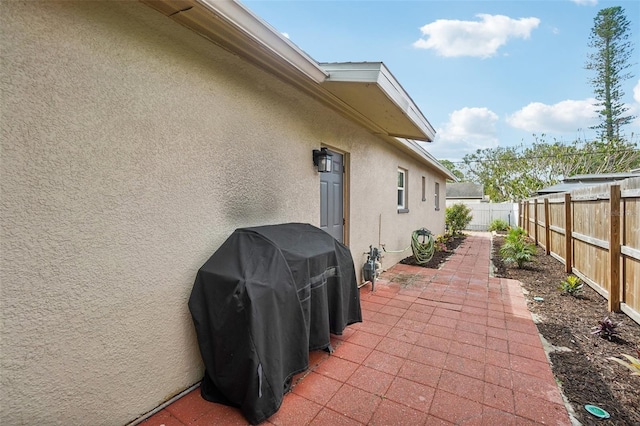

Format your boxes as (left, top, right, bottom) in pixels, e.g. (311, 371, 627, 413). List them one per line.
(348, 140, 446, 269)
(0, 1, 445, 424)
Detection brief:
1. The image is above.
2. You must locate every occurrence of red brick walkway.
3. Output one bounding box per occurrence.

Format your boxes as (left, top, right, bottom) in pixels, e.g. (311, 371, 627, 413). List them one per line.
(140, 232, 570, 425)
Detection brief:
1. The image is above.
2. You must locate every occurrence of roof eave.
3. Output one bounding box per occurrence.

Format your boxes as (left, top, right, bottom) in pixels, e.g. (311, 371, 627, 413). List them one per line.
(140, 0, 440, 156)
(141, 0, 328, 83)
(394, 138, 458, 181)
(319, 62, 436, 142)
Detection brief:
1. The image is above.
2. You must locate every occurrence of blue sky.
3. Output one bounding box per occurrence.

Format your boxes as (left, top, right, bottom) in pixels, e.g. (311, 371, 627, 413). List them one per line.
(243, 0, 640, 162)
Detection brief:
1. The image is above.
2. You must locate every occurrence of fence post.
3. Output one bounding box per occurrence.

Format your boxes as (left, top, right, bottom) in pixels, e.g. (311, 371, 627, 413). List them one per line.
(519, 202, 523, 228)
(564, 193, 572, 274)
(609, 184, 621, 312)
(533, 199, 538, 245)
(524, 201, 529, 233)
(544, 198, 550, 255)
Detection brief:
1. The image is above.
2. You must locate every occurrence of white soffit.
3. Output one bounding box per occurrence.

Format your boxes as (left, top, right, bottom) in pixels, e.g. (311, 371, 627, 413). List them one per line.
(319, 62, 436, 142)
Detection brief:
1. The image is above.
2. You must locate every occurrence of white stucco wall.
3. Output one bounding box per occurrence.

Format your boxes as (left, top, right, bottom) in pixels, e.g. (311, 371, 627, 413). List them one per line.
(0, 1, 446, 424)
(346, 140, 446, 270)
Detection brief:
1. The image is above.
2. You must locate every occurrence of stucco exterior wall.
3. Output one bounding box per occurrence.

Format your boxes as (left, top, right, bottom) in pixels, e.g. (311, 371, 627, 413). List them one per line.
(1, 1, 446, 424)
(342, 139, 446, 270)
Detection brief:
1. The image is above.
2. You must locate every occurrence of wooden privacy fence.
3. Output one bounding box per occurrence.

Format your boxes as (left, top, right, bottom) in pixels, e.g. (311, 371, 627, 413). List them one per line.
(519, 177, 640, 325)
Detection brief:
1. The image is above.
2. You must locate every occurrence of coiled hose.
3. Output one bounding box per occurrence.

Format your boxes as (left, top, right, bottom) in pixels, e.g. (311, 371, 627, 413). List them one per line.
(411, 228, 435, 265)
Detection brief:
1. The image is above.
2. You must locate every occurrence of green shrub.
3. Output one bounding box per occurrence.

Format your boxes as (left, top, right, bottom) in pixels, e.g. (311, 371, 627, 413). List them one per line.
(505, 226, 528, 242)
(500, 237, 535, 268)
(445, 203, 472, 236)
(559, 275, 583, 296)
(436, 234, 452, 244)
(488, 219, 509, 232)
(433, 234, 451, 252)
(434, 241, 448, 252)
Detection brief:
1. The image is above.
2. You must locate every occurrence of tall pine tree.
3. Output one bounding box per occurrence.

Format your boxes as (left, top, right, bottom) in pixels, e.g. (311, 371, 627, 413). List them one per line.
(585, 6, 635, 143)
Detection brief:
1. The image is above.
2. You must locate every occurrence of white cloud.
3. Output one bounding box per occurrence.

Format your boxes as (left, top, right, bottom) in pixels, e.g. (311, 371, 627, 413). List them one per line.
(630, 80, 640, 129)
(570, 0, 598, 6)
(439, 107, 499, 140)
(506, 99, 598, 133)
(281, 32, 290, 39)
(428, 107, 499, 159)
(413, 14, 540, 58)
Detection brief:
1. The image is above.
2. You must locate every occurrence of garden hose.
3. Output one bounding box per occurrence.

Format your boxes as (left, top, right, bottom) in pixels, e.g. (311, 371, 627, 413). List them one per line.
(380, 244, 410, 253)
(411, 228, 435, 265)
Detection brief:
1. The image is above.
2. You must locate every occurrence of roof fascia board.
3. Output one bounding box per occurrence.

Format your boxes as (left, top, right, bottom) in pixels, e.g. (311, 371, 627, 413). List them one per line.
(320, 63, 383, 83)
(196, 0, 327, 83)
(141, 0, 327, 83)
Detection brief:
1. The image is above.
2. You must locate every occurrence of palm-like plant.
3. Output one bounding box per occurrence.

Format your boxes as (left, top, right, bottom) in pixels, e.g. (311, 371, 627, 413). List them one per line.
(500, 227, 536, 268)
(505, 226, 528, 242)
(500, 238, 536, 268)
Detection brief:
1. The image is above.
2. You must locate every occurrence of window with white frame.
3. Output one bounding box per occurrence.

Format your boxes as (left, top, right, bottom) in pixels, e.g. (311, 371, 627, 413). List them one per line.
(435, 182, 440, 211)
(398, 168, 408, 212)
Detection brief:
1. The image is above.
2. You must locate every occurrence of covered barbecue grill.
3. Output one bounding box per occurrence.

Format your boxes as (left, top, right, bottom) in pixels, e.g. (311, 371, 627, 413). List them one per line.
(189, 223, 362, 424)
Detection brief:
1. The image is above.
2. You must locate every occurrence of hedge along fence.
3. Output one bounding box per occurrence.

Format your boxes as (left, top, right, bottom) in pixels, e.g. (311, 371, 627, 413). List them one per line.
(519, 177, 640, 325)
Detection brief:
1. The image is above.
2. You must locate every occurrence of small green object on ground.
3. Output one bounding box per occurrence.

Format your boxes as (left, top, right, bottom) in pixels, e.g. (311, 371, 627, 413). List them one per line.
(584, 404, 610, 419)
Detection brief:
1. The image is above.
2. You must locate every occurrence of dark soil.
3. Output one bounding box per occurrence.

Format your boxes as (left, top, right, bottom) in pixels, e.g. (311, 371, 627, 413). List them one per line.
(399, 235, 466, 269)
(492, 235, 640, 426)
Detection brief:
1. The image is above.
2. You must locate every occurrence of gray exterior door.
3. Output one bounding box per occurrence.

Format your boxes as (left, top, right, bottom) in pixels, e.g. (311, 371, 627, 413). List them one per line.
(320, 151, 343, 243)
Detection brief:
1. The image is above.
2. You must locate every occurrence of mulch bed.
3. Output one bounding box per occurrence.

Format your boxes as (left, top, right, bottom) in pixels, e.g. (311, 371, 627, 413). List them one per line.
(492, 234, 640, 425)
(399, 234, 466, 269)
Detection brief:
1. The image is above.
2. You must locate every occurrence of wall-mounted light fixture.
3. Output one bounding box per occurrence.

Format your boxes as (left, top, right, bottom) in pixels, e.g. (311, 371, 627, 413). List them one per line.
(312, 148, 333, 173)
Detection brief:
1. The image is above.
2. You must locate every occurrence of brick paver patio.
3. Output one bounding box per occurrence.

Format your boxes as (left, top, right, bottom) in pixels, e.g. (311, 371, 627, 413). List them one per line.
(139, 232, 571, 425)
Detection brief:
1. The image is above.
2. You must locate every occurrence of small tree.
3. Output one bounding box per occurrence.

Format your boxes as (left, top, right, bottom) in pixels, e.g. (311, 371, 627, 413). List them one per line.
(445, 203, 472, 235)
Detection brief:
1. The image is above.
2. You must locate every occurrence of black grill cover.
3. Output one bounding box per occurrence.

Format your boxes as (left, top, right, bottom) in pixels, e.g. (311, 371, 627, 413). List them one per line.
(188, 223, 362, 424)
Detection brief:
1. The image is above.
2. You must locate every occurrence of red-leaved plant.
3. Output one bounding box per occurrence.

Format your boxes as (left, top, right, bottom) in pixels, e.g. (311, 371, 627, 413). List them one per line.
(591, 316, 621, 340)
